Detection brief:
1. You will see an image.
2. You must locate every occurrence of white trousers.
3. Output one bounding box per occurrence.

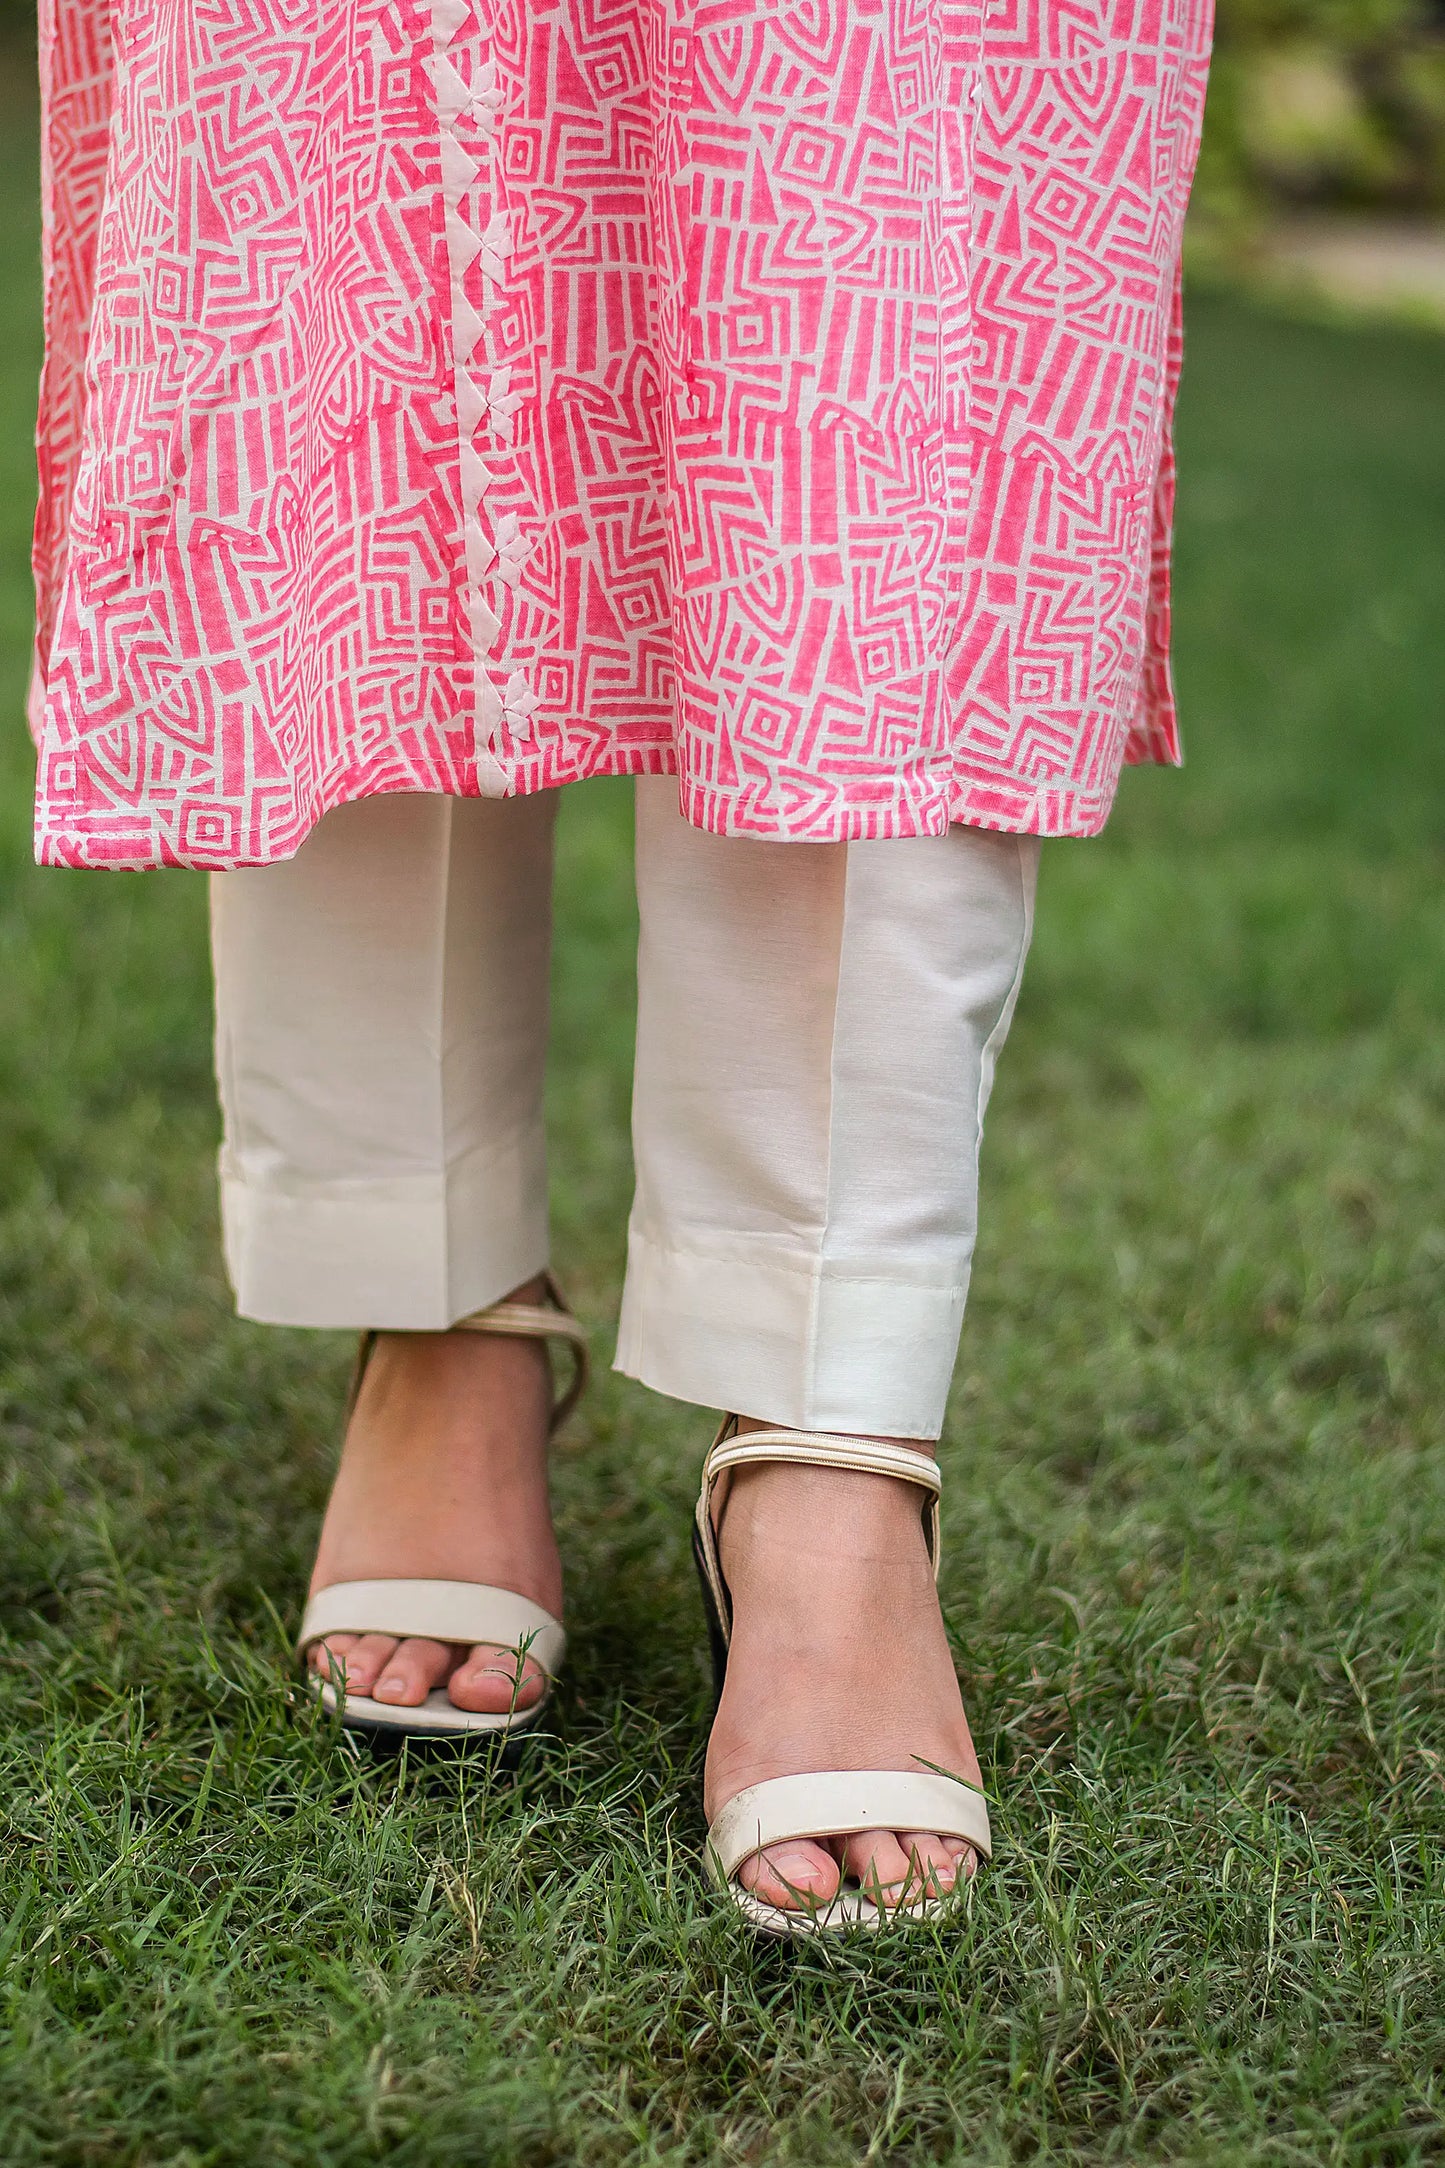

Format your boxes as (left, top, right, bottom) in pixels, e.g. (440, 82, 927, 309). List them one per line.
(210, 782, 1040, 1439)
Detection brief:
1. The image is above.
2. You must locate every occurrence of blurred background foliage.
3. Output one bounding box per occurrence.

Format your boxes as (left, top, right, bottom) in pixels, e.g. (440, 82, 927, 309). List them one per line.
(0, 0, 1442, 255)
(1196, 0, 1445, 257)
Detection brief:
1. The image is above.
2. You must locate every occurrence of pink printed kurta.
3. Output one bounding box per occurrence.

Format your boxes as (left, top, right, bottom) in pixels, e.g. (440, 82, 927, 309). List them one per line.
(31, 0, 1212, 869)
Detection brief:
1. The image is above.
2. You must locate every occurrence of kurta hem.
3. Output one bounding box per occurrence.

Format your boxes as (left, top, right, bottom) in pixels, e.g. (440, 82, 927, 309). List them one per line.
(35, 733, 1180, 871)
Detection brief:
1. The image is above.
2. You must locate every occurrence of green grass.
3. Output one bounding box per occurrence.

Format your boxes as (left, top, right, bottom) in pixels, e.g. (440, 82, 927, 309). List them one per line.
(1, 62, 1444, 2167)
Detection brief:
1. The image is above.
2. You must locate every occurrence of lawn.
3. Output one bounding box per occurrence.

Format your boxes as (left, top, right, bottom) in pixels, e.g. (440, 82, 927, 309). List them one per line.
(1, 56, 1443, 2168)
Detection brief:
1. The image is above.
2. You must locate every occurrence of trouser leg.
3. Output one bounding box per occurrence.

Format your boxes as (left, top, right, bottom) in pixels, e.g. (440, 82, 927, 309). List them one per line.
(209, 790, 557, 1329)
(616, 779, 1041, 1440)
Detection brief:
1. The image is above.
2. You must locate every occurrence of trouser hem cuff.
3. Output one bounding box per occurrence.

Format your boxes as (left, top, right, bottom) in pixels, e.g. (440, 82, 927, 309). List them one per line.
(613, 1226, 966, 1440)
(219, 1139, 549, 1329)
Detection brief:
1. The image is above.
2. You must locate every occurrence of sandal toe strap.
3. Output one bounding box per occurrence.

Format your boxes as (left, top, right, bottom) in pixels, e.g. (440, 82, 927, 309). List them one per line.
(299, 1579, 565, 1677)
(706, 1769, 991, 1885)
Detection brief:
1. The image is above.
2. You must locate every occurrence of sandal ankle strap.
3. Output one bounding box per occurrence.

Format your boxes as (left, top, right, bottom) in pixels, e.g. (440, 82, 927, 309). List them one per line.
(702, 1423, 942, 1498)
(453, 1273, 590, 1434)
(695, 1416, 943, 1653)
(347, 1273, 590, 1436)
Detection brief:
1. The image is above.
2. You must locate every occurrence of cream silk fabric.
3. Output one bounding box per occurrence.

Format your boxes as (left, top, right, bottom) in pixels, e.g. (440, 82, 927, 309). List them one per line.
(210, 781, 1039, 1436)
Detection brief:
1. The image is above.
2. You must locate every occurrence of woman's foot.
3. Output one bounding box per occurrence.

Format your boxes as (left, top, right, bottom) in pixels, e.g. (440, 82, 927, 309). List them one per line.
(703, 1427, 981, 1915)
(306, 1277, 561, 1714)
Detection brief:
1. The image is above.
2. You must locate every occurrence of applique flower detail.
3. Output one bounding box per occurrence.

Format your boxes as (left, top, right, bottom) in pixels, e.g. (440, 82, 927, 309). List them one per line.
(472, 61, 504, 131)
(480, 213, 511, 291)
(493, 512, 530, 587)
(500, 669, 539, 739)
(480, 367, 523, 441)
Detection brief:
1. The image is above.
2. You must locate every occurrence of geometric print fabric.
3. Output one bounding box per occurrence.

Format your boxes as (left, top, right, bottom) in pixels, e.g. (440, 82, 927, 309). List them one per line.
(30, 0, 1212, 867)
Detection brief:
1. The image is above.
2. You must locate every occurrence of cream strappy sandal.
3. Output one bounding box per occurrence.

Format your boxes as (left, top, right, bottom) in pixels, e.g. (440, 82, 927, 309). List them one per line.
(693, 1417, 992, 1935)
(299, 1276, 589, 1741)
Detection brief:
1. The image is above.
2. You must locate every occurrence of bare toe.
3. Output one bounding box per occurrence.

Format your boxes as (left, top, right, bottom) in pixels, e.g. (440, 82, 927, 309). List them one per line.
(308, 1631, 361, 1682)
(840, 1829, 917, 1908)
(896, 1832, 972, 1897)
(369, 1636, 452, 1707)
(447, 1643, 549, 1714)
(313, 1632, 398, 1695)
(738, 1840, 842, 1912)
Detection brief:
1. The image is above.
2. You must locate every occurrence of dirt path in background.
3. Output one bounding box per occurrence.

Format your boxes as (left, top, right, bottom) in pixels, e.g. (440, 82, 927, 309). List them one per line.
(1263, 217, 1445, 327)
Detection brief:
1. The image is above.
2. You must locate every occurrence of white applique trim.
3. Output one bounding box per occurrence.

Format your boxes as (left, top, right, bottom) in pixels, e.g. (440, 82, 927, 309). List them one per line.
(427, 0, 531, 784)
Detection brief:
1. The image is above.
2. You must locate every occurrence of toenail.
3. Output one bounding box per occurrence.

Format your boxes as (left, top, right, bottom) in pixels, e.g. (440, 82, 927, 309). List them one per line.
(378, 1675, 405, 1697)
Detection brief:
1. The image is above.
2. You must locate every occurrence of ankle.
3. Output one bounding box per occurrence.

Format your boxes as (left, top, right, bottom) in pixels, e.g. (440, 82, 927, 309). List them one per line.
(717, 1465, 937, 1592)
(362, 1315, 552, 1404)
